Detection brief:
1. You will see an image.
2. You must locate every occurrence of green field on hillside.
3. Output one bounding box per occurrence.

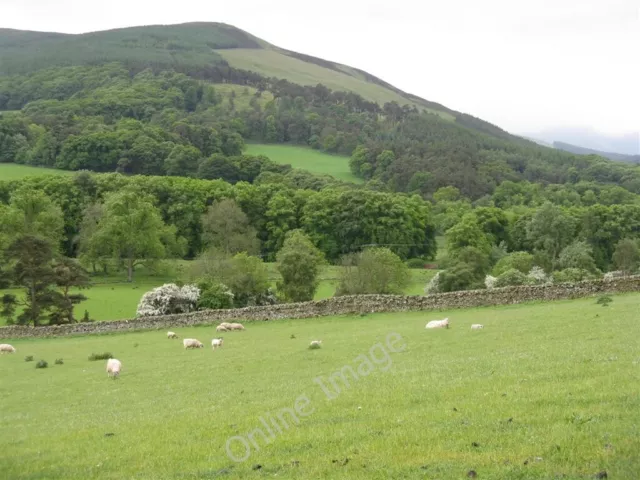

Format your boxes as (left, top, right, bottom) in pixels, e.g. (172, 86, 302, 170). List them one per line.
(217, 49, 455, 120)
(2, 294, 638, 479)
(0, 265, 436, 324)
(246, 144, 362, 183)
(0, 163, 71, 180)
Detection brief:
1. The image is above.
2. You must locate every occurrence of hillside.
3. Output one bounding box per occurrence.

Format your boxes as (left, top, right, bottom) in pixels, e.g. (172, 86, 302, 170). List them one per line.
(553, 141, 640, 164)
(1, 22, 640, 199)
(0, 22, 516, 133)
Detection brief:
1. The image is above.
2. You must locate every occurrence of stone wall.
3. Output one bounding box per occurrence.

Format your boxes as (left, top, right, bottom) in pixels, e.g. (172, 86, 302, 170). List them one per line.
(2, 276, 639, 339)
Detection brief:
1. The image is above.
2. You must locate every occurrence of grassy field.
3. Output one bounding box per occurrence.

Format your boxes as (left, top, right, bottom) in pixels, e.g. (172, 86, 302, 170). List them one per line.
(0, 265, 436, 324)
(0, 163, 72, 180)
(216, 49, 455, 121)
(1, 294, 639, 479)
(245, 144, 362, 183)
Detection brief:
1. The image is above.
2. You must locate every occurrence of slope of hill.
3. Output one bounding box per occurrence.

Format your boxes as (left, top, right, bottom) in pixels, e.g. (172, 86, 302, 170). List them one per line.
(553, 141, 640, 164)
(0, 22, 510, 129)
(1, 22, 639, 199)
(527, 127, 639, 156)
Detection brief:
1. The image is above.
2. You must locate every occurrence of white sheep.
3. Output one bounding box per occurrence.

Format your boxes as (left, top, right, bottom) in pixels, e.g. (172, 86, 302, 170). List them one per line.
(167, 331, 178, 339)
(471, 324, 484, 330)
(211, 338, 224, 349)
(425, 318, 449, 329)
(228, 322, 245, 331)
(106, 358, 122, 378)
(183, 338, 204, 349)
(309, 340, 322, 349)
(0, 344, 16, 354)
(216, 325, 229, 332)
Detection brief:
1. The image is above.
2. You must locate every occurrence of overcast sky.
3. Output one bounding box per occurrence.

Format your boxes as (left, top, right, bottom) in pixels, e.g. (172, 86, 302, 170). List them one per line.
(2, 0, 639, 137)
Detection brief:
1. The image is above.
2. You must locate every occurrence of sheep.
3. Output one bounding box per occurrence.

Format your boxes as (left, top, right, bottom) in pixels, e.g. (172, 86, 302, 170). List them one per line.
(425, 318, 449, 329)
(211, 338, 224, 349)
(183, 338, 204, 349)
(228, 322, 245, 331)
(216, 325, 229, 332)
(106, 358, 122, 378)
(309, 340, 322, 349)
(167, 331, 179, 339)
(0, 344, 16, 354)
(471, 324, 484, 330)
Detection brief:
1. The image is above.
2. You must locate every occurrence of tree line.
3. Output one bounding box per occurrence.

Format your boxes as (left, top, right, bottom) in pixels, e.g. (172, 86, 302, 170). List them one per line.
(2, 62, 640, 200)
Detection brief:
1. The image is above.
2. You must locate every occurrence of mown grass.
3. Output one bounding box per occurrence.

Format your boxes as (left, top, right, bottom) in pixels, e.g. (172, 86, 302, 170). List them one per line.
(245, 144, 362, 183)
(1, 294, 638, 479)
(0, 163, 72, 180)
(217, 49, 455, 120)
(0, 264, 436, 323)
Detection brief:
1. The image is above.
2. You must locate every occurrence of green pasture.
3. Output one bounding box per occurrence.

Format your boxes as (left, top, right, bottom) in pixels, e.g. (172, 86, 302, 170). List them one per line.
(1, 294, 638, 479)
(0, 163, 72, 180)
(245, 144, 361, 183)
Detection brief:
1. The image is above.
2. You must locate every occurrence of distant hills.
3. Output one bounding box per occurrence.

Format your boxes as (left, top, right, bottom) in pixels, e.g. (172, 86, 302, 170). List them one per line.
(525, 127, 639, 157)
(553, 141, 639, 164)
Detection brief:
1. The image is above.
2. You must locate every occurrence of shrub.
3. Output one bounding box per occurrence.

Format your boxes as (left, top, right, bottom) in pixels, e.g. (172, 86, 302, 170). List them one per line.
(484, 275, 497, 289)
(495, 268, 527, 287)
(552, 268, 594, 283)
(596, 295, 613, 307)
(336, 247, 409, 295)
(197, 281, 234, 310)
(492, 252, 534, 276)
(55, 358, 64, 365)
(35, 360, 48, 369)
(525, 266, 551, 285)
(136, 283, 200, 317)
(88, 352, 113, 361)
(424, 271, 441, 295)
(438, 262, 484, 292)
(406, 258, 427, 269)
(24, 355, 34, 362)
(603, 270, 626, 281)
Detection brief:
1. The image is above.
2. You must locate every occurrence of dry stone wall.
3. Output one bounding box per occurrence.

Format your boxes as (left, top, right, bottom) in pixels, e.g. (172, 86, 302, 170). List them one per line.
(2, 276, 639, 339)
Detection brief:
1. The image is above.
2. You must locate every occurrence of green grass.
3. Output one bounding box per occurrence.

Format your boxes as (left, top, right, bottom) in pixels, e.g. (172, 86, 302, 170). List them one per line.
(0, 264, 435, 324)
(1, 294, 638, 479)
(0, 163, 72, 180)
(245, 144, 362, 183)
(217, 48, 455, 120)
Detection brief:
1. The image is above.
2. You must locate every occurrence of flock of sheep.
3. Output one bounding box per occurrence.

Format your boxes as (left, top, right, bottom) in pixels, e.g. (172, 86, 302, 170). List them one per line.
(425, 318, 484, 330)
(1, 317, 480, 380)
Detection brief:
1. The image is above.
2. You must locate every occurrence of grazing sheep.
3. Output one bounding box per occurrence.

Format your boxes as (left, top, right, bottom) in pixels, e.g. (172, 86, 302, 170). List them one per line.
(0, 344, 16, 354)
(425, 318, 449, 329)
(183, 338, 204, 349)
(211, 338, 224, 349)
(106, 358, 122, 378)
(228, 322, 245, 331)
(309, 340, 322, 349)
(167, 331, 178, 339)
(471, 324, 484, 330)
(216, 325, 229, 332)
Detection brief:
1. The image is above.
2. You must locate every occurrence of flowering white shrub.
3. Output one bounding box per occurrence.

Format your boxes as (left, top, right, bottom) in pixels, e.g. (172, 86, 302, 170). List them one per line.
(136, 283, 201, 317)
(484, 275, 497, 289)
(526, 266, 551, 285)
(603, 270, 626, 282)
(424, 271, 441, 295)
